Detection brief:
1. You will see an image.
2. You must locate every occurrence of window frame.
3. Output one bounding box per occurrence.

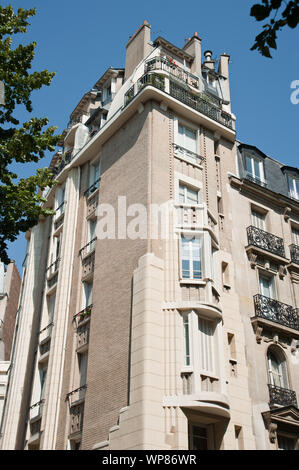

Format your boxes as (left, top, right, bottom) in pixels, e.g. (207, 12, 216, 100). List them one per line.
(245, 152, 265, 184)
(180, 235, 203, 281)
(287, 175, 299, 200)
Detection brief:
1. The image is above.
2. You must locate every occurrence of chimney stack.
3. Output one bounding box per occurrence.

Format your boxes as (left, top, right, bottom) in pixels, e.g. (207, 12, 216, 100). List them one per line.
(183, 32, 202, 76)
(125, 21, 152, 80)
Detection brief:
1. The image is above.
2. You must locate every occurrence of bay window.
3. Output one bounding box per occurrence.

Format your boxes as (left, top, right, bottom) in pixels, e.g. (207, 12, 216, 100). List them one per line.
(181, 236, 202, 280)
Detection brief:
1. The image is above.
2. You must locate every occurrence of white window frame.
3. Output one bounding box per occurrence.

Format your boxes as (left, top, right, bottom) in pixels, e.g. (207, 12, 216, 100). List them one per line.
(173, 117, 201, 165)
(245, 153, 265, 183)
(180, 235, 203, 280)
(259, 272, 277, 299)
(267, 348, 289, 389)
(251, 208, 266, 231)
(292, 226, 299, 246)
(288, 175, 299, 200)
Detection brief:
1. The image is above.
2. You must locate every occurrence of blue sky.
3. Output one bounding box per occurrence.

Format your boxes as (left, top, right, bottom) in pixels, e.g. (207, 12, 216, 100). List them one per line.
(5, 0, 299, 271)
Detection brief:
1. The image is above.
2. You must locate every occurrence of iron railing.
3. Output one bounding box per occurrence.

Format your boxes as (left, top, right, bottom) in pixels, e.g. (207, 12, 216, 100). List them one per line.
(245, 173, 267, 187)
(290, 244, 299, 265)
(145, 56, 200, 89)
(79, 238, 97, 258)
(46, 258, 60, 277)
(169, 80, 233, 129)
(73, 305, 92, 325)
(253, 294, 299, 330)
(268, 384, 297, 408)
(247, 226, 285, 258)
(66, 385, 87, 405)
(84, 178, 100, 197)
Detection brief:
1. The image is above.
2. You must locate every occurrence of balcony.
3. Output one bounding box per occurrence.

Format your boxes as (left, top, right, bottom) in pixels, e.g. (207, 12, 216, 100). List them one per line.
(76, 317, 91, 353)
(73, 305, 92, 328)
(79, 238, 97, 259)
(46, 258, 60, 290)
(54, 202, 65, 232)
(84, 178, 100, 198)
(253, 294, 299, 331)
(268, 384, 298, 408)
(124, 72, 234, 131)
(51, 150, 73, 176)
(246, 226, 286, 259)
(29, 399, 45, 438)
(173, 143, 203, 166)
(290, 244, 299, 265)
(66, 385, 87, 437)
(145, 56, 200, 90)
(39, 322, 53, 359)
(245, 173, 267, 188)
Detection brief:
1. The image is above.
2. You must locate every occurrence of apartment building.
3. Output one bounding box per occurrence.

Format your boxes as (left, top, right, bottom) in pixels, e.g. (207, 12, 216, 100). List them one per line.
(0, 21, 298, 451)
(0, 261, 21, 427)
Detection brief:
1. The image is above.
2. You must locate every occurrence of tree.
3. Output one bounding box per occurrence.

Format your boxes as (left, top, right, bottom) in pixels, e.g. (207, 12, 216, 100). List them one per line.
(250, 0, 299, 57)
(0, 6, 60, 265)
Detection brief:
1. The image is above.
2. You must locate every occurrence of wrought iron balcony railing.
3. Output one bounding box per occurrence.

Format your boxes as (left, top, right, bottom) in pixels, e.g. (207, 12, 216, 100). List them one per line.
(169, 81, 233, 129)
(245, 173, 267, 188)
(253, 294, 299, 330)
(145, 56, 200, 90)
(290, 244, 299, 265)
(73, 305, 92, 327)
(268, 384, 298, 408)
(247, 226, 285, 258)
(124, 72, 234, 130)
(46, 258, 60, 278)
(79, 238, 97, 258)
(84, 178, 100, 197)
(66, 384, 87, 405)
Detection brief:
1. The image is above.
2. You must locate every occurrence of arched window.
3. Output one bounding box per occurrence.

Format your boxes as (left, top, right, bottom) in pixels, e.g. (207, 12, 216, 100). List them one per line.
(267, 347, 289, 389)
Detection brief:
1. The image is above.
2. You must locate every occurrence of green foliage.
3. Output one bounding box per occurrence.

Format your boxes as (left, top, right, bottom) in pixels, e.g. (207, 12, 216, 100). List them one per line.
(0, 6, 60, 264)
(250, 0, 299, 57)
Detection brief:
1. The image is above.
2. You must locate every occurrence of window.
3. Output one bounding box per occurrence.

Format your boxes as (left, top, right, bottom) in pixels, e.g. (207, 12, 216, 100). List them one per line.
(235, 426, 243, 450)
(278, 435, 297, 450)
(55, 185, 65, 217)
(288, 175, 299, 200)
(245, 154, 265, 184)
(179, 183, 200, 205)
(267, 348, 289, 389)
(251, 209, 266, 230)
(198, 317, 215, 375)
(178, 124, 197, 153)
(259, 273, 276, 299)
(88, 160, 100, 194)
(189, 425, 209, 450)
(39, 367, 47, 401)
(292, 226, 299, 246)
(182, 314, 191, 367)
(82, 282, 93, 309)
(181, 236, 202, 280)
(47, 294, 56, 324)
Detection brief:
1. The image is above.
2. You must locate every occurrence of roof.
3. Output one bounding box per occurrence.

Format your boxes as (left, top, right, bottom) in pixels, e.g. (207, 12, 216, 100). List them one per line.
(153, 36, 194, 62)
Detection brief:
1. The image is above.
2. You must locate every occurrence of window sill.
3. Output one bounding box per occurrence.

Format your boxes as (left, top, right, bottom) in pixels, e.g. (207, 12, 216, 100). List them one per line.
(180, 279, 206, 286)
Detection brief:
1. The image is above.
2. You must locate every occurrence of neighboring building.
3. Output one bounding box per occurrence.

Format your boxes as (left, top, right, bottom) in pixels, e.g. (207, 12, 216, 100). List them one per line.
(0, 22, 298, 451)
(0, 261, 21, 428)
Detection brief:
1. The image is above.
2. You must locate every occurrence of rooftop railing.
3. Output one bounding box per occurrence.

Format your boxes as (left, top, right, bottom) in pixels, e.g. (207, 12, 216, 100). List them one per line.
(145, 56, 200, 89)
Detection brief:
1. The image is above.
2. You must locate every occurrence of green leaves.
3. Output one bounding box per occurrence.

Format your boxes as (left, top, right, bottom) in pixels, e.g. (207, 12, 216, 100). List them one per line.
(0, 6, 60, 264)
(250, 0, 299, 57)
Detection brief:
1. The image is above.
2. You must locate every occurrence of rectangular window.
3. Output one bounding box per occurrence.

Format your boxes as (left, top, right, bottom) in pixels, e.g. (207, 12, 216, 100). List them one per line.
(288, 176, 299, 200)
(47, 294, 56, 323)
(189, 425, 209, 451)
(277, 435, 296, 450)
(183, 314, 191, 367)
(83, 282, 93, 308)
(251, 209, 266, 230)
(88, 160, 101, 194)
(245, 154, 265, 183)
(179, 183, 200, 205)
(259, 273, 276, 299)
(78, 352, 88, 388)
(198, 317, 215, 375)
(181, 237, 202, 280)
(292, 226, 299, 246)
(235, 426, 243, 450)
(178, 124, 197, 153)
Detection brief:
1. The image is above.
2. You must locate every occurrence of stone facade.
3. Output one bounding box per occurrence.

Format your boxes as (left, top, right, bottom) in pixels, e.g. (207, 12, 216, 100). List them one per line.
(1, 23, 298, 451)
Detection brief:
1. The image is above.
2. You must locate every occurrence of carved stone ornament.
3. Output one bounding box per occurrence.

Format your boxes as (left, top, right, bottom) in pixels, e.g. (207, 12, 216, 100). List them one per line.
(269, 422, 277, 443)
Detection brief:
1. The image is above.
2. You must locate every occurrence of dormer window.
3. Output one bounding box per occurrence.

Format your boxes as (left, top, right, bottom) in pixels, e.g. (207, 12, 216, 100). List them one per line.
(245, 153, 265, 186)
(287, 175, 299, 200)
